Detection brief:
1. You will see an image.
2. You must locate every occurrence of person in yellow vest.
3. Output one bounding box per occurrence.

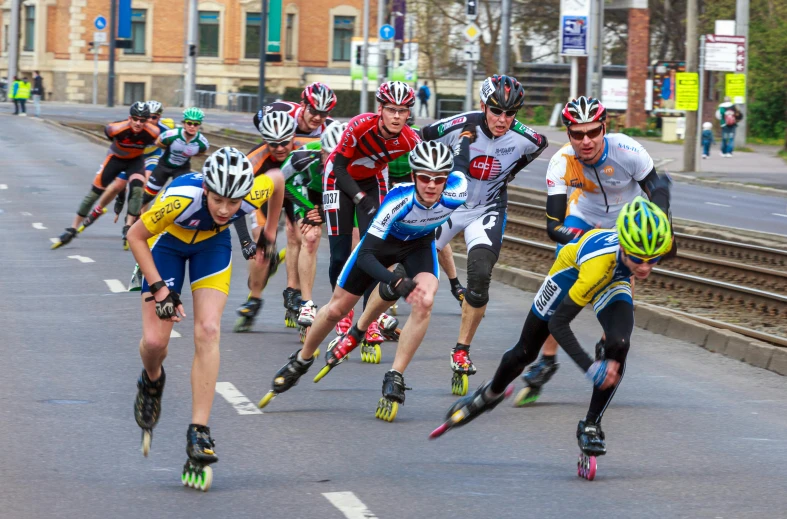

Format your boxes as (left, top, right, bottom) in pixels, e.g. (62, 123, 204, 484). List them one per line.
(12, 76, 31, 116)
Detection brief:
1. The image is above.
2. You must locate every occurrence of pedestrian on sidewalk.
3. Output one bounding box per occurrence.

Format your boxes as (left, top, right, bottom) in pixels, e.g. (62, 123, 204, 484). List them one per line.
(32, 71, 44, 117)
(701, 122, 714, 159)
(12, 76, 31, 116)
(10, 76, 19, 114)
(417, 81, 430, 118)
(716, 97, 740, 158)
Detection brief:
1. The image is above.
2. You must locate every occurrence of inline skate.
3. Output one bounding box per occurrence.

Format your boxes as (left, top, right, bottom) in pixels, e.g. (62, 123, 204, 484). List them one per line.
(450, 345, 477, 396)
(134, 367, 166, 457)
(313, 327, 362, 382)
(334, 308, 354, 335)
(361, 321, 384, 364)
(258, 350, 314, 408)
(577, 420, 606, 481)
(375, 370, 410, 422)
(122, 224, 131, 251)
(283, 287, 301, 328)
(128, 263, 143, 292)
(514, 356, 560, 406)
(234, 295, 263, 332)
(181, 424, 218, 492)
(50, 227, 77, 249)
(297, 300, 317, 344)
(77, 206, 107, 233)
(429, 382, 513, 439)
(377, 312, 400, 342)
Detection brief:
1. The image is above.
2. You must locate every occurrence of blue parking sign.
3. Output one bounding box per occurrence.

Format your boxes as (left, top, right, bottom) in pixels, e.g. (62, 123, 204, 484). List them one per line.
(560, 16, 588, 56)
(94, 15, 107, 30)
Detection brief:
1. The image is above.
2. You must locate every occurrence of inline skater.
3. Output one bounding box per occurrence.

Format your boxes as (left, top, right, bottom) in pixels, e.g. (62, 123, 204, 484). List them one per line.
(51, 102, 160, 249)
(430, 197, 672, 480)
(233, 110, 301, 332)
(323, 81, 421, 345)
(127, 147, 283, 491)
(515, 96, 674, 406)
(258, 138, 470, 422)
(420, 75, 548, 394)
(253, 81, 336, 137)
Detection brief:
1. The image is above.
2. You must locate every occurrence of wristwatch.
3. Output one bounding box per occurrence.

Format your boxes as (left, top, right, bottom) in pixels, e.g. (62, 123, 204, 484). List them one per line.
(353, 192, 366, 204)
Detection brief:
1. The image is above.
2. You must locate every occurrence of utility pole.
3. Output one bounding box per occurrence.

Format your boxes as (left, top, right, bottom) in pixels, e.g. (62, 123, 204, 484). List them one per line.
(7, 0, 20, 86)
(735, 0, 749, 147)
(499, 0, 511, 75)
(585, 0, 596, 96)
(108, 0, 117, 107)
(183, 0, 198, 108)
(594, 0, 604, 95)
(360, 0, 370, 112)
(257, 0, 268, 107)
(377, 0, 385, 86)
(683, 0, 699, 173)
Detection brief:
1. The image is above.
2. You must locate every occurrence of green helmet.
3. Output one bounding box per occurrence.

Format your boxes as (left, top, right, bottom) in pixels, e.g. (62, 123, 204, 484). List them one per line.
(183, 107, 204, 123)
(616, 196, 672, 257)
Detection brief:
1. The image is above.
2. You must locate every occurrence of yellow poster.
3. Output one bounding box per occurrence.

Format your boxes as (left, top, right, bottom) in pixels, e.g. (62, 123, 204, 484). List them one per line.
(674, 72, 699, 111)
(725, 74, 746, 104)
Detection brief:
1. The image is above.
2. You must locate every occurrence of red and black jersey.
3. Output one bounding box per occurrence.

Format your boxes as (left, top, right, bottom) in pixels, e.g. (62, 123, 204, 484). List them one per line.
(253, 101, 335, 137)
(328, 113, 421, 181)
(104, 120, 160, 159)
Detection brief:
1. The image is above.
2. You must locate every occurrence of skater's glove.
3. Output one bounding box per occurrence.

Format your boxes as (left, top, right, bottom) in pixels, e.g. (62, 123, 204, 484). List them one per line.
(392, 277, 417, 299)
(291, 150, 321, 172)
(585, 360, 609, 388)
(146, 291, 183, 320)
(240, 239, 257, 260)
(256, 232, 278, 263)
(354, 192, 377, 218)
(301, 206, 323, 227)
(459, 123, 477, 143)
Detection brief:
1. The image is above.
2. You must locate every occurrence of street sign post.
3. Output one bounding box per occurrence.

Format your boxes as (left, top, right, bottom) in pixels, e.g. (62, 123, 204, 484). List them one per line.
(704, 34, 746, 72)
(94, 15, 107, 30)
(463, 42, 480, 62)
(93, 32, 107, 43)
(379, 24, 395, 41)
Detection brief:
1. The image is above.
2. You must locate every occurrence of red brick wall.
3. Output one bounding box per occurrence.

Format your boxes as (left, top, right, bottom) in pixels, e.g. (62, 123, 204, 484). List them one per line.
(626, 8, 649, 129)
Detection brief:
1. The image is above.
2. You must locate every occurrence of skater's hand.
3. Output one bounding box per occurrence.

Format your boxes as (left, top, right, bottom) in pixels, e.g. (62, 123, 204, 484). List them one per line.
(255, 231, 277, 266)
(586, 360, 620, 390)
(404, 281, 428, 306)
(299, 207, 323, 234)
(240, 239, 257, 260)
(392, 277, 417, 300)
(146, 289, 186, 322)
(113, 213, 120, 223)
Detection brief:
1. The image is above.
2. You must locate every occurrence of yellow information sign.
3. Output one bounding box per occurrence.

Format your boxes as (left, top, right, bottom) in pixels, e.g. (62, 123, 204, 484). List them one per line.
(674, 72, 699, 111)
(725, 73, 746, 104)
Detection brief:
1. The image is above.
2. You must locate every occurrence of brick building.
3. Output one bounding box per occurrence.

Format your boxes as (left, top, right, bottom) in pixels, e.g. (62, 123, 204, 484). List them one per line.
(0, 0, 380, 106)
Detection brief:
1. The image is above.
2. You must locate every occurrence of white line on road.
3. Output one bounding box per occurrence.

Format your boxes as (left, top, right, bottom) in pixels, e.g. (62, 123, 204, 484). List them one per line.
(49, 238, 58, 244)
(0, 184, 7, 189)
(104, 279, 126, 293)
(32, 222, 47, 229)
(772, 213, 787, 218)
(67, 255, 94, 263)
(21, 211, 32, 216)
(170, 330, 181, 338)
(704, 202, 732, 208)
(215, 382, 262, 415)
(323, 492, 378, 519)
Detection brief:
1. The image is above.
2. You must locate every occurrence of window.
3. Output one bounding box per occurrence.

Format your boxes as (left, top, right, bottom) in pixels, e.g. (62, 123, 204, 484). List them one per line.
(23, 5, 35, 52)
(198, 11, 220, 58)
(125, 9, 146, 55)
(332, 16, 354, 62)
(123, 82, 146, 105)
(285, 13, 295, 61)
(245, 12, 261, 59)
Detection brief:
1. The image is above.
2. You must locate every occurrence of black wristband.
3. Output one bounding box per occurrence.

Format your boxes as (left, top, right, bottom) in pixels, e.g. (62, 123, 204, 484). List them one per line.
(149, 280, 166, 295)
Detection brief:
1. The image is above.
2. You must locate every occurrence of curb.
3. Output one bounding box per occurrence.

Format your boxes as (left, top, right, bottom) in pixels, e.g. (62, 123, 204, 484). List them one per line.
(39, 118, 108, 147)
(668, 172, 787, 199)
(453, 252, 786, 377)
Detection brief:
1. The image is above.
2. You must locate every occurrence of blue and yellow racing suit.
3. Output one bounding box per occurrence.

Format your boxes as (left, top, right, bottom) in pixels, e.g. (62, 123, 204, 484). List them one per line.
(144, 118, 176, 173)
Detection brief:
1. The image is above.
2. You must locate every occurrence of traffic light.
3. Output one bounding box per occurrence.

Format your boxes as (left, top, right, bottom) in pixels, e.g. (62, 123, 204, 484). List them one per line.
(356, 45, 363, 65)
(466, 0, 478, 19)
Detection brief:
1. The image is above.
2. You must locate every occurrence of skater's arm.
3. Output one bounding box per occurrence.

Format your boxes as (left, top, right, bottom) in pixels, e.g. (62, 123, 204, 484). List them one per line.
(356, 234, 399, 285)
(126, 221, 165, 293)
(257, 169, 285, 263)
(637, 168, 672, 215)
(548, 299, 593, 372)
(331, 154, 363, 200)
(546, 194, 583, 245)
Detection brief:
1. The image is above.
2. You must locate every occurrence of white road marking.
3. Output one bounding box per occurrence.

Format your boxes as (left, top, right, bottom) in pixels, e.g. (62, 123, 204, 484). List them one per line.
(49, 238, 58, 244)
(104, 279, 126, 293)
(704, 202, 731, 208)
(21, 211, 32, 216)
(67, 255, 94, 263)
(32, 222, 47, 229)
(170, 330, 181, 338)
(215, 382, 262, 415)
(323, 492, 378, 519)
(772, 213, 787, 218)
(0, 184, 7, 189)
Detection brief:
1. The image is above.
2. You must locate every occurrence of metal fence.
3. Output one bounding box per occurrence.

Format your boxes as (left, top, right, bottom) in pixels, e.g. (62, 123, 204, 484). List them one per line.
(174, 90, 277, 112)
(436, 99, 464, 120)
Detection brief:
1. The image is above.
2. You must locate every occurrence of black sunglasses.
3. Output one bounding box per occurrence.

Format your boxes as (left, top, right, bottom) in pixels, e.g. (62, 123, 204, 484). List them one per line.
(488, 106, 518, 118)
(568, 125, 604, 140)
(268, 140, 292, 149)
(307, 106, 330, 118)
(131, 117, 148, 123)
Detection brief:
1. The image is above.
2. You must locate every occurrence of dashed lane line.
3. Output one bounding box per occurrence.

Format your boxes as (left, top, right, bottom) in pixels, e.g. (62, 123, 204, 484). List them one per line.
(67, 255, 94, 263)
(323, 492, 378, 519)
(704, 202, 732, 208)
(214, 382, 262, 415)
(0, 184, 7, 189)
(21, 212, 32, 216)
(32, 222, 47, 229)
(104, 279, 126, 293)
(170, 330, 181, 338)
(773, 213, 787, 218)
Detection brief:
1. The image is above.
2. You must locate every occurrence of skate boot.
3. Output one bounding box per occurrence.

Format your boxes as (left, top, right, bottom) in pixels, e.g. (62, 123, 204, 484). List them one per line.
(134, 367, 166, 457)
(577, 420, 606, 481)
(377, 312, 400, 342)
(595, 338, 606, 361)
(269, 248, 286, 278)
(122, 224, 131, 251)
(429, 381, 514, 439)
(361, 321, 384, 364)
(375, 370, 411, 422)
(334, 308, 354, 336)
(128, 263, 143, 292)
(113, 193, 126, 217)
(514, 356, 560, 407)
(450, 281, 466, 307)
(283, 287, 301, 328)
(313, 326, 363, 382)
(258, 350, 314, 408)
(50, 227, 77, 249)
(182, 424, 219, 492)
(234, 295, 263, 332)
(297, 300, 317, 344)
(450, 345, 477, 396)
(389, 302, 398, 316)
(77, 206, 107, 233)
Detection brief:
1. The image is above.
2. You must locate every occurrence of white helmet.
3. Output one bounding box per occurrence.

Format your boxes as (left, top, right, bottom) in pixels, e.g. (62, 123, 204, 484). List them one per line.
(320, 122, 348, 154)
(257, 111, 296, 142)
(408, 141, 454, 173)
(203, 147, 255, 199)
(146, 100, 163, 114)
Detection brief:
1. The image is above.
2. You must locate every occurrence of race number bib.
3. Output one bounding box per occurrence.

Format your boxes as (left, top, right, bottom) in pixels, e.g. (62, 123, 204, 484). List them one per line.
(533, 277, 562, 317)
(322, 190, 341, 211)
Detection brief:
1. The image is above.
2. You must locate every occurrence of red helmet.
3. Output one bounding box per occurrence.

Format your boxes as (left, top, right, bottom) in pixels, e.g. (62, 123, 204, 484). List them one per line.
(376, 81, 416, 107)
(562, 96, 607, 127)
(302, 82, 337, 112)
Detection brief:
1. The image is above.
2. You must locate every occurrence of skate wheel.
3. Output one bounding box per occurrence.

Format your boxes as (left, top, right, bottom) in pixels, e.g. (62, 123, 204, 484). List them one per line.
(313, 347, 320, 358)
(513, 386, 539, 407)
(451, 373, 469, 396)
(77, 225, 86, 233)
(199, 466, 213, 492)
(390, 304, 397, 316)
(50, 242, 62, 250)
(578, 454, 597, 481)
(141, 430, 151, 457)
(258, 391, 276, 409)
(372, 344, 381, 364)
(313, 364, 332, 383)
(375, 398, 398, 422)
(234, 317, 250, 333)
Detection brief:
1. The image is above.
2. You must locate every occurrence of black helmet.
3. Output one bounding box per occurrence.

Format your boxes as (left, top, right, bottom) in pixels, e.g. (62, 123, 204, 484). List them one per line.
(479, 75, 525, 111)
(129, 101, 150, 118)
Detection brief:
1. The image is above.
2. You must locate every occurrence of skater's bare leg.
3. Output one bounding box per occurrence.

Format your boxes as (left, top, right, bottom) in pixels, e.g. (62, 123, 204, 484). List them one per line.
(298, 222, 321, 301)
(97, 178, 127, 211)
(190, 288, 226, 425)
(301, 287, 361, 359)
(438, 245, 458, 279)
(285, 217, 302, 291)
(458, 302, 486, 345)
(139, 292, 173, 381)
(390, 272, 438, 373)
(357, 286, 394, 330)
(247, 225, 272, 298)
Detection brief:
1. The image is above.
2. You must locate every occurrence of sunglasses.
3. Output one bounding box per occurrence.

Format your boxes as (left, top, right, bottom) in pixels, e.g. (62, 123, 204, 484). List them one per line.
(268, 140, 292, 149)
(383, 106, 410, 117)
(415, 173, 448, 185)
(625, 252, 662, 265)
(307, 106, 330, 118)
(131, 117, 148, 123)
(149, 115, 161, 120)
(488, 106, 518, 118)
(567, 125, 604, 140)
(183, 120, 201, 126)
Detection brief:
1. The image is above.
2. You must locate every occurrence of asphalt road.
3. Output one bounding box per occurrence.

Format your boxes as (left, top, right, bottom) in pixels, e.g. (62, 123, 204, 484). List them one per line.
(2, 115, 787, 518)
